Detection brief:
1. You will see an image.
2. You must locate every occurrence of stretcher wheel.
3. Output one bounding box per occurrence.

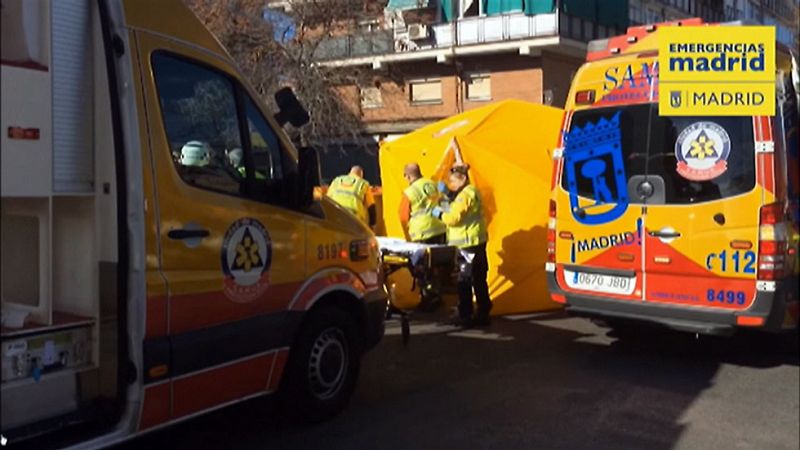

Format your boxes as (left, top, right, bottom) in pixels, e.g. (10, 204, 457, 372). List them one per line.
(401, 315, 410, 346)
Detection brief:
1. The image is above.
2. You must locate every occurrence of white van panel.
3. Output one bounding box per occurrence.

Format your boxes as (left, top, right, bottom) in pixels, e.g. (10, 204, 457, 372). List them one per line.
(0, 65, 53, 196)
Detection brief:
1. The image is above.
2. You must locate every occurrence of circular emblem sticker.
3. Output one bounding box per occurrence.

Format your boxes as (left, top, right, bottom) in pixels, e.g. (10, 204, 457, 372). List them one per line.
(221, 218, 272, 303)
(675, 121, 731, 181)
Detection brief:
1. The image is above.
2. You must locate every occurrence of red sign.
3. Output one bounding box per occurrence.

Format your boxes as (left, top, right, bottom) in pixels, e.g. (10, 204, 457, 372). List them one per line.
(8, 127, 40, 140)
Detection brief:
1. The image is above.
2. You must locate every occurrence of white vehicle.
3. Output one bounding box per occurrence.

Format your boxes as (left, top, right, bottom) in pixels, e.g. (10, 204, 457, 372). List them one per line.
(1, 0, 387, 447)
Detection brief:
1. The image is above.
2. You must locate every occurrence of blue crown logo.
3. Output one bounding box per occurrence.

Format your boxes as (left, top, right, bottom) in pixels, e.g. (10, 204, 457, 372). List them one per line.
(562, 111, 628, 226)
(564, 111, 622, 155)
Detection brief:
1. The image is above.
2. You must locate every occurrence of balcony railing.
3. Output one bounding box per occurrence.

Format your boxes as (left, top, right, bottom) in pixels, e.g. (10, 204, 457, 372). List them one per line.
(313, 30, 394, 61)
(313, 10, 623, 62)
(431, 12, 557, 47)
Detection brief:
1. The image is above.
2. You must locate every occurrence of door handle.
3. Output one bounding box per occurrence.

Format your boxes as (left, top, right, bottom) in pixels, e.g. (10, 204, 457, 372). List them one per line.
(167, 229, 210, 240)
(648, 230, 681, 239)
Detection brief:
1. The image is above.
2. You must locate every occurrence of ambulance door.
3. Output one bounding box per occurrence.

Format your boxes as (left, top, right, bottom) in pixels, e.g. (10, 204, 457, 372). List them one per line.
(555, 106, 647, 303)
(137, 33, 305, 420)
(639, 109, 760, 311)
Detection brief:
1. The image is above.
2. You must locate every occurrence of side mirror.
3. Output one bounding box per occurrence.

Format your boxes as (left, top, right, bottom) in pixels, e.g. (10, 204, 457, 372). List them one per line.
(274, 87, 310, 127)
(295, 146, 321, 209)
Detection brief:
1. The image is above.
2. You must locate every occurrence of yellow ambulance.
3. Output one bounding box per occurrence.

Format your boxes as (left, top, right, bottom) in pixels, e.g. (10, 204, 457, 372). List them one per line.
(546, 18, 799, 335)
(1, 0, 386, 446)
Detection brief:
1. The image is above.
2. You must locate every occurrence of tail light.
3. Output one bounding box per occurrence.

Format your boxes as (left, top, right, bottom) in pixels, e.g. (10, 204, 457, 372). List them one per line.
(547, 200, 557, 264)
(757, 203, 786, 280)
(760, 202, 784, 225)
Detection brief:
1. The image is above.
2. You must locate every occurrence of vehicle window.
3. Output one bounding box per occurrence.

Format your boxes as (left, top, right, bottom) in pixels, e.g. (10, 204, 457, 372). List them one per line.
(563, 104, 756, 204)
(151, 53, 245, 196)
(245, 97, 283, 182)
(244, 96, 295, 204)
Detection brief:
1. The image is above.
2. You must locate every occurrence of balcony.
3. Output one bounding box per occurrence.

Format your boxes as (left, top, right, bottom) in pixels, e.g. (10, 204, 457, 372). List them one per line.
(313, 30, 394, 61)
(313, 6, 626, 64)
(431, 12, 557, 47)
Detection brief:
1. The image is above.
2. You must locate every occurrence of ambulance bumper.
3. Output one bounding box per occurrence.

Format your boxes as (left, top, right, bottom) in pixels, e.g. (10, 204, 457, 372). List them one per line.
(547, 272, 792, 335)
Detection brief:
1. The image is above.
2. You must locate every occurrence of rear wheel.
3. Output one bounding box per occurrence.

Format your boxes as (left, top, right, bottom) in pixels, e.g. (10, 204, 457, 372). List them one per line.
(279, 307, 361, 423)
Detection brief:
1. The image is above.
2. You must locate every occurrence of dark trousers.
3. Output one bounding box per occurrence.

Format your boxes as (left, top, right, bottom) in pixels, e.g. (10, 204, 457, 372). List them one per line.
(414, 234, 446, 304)
(457, 242, 491, 320)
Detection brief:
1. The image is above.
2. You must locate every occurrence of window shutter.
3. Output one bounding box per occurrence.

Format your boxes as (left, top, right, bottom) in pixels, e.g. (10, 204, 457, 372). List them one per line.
(52, 0, 94, 192)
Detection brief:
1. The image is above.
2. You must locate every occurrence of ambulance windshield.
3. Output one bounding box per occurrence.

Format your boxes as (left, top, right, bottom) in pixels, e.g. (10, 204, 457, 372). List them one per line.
(562, 104, 756, 205)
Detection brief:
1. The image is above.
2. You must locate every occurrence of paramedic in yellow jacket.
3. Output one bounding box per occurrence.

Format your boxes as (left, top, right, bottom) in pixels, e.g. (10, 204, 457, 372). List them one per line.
(432, 164, 491, 327)
(398, 162, 447, 244)
(398, 162, 448, 311)
(327, 166, 376, 228)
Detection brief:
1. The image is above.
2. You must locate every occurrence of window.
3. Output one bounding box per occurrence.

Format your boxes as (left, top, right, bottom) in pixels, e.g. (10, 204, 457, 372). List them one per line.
(409, 79, 442, 104)
(152, 53, 245, 196)
(358, 19, 380, 33)
(645, 7, 663, 23)
(244, 96, 292, 203)
(465, 73, 491, 101)
(360, 86, 383, 109)
(245, 97, 284, 182)
(629, 5, 642, 24)
(562, 105, 756, 205)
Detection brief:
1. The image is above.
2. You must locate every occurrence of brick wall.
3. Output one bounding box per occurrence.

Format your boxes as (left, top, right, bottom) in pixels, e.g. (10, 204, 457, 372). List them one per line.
(335, 54, 553, 130)
(361, 72, 460, 123)
(541, 52, 583, 107)
(461, 55, 543, 110)
(334, 84, 361, 117)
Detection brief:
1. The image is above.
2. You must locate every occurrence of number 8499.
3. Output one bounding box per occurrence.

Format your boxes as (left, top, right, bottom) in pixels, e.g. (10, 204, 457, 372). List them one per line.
(706, 289, 746, 305)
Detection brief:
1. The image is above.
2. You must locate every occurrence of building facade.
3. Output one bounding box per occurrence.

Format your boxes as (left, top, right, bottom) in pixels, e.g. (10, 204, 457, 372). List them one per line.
(299, 0, 798, 143)
(313, 0, 629, 139)
(629, 0, 798, 49)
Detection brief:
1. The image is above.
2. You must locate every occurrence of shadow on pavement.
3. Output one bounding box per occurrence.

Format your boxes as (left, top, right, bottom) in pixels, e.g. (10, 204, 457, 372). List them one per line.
(117, 311, 798, 450)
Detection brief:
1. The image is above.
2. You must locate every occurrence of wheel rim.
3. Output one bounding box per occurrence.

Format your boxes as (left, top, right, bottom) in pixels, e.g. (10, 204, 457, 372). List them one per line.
(308, 327, 348, 400)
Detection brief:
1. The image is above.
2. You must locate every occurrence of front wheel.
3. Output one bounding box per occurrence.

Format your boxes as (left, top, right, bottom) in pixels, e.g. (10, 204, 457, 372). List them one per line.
(279, 307, 361, 423)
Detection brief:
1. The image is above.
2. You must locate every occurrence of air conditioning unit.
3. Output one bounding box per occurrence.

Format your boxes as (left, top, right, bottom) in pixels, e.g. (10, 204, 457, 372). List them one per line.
(407, 24, 429, 40)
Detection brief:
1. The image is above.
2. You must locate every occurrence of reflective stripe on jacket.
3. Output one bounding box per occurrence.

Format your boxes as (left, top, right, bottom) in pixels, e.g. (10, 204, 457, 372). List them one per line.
(327, 175, 369, 223)
(441, 184, 487, 248)
(404, 178, 446, 241)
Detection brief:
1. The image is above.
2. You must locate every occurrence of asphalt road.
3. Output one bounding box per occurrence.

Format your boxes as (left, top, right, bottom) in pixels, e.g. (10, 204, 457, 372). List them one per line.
(120, 311, 799, 450)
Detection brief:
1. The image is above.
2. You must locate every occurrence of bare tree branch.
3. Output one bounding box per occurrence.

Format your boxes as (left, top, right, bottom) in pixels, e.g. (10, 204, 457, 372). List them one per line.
(185, 0, 391, 153)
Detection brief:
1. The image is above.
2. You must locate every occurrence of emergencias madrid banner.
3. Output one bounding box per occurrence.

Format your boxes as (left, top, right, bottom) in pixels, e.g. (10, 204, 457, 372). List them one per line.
(658, 26, 776, 116)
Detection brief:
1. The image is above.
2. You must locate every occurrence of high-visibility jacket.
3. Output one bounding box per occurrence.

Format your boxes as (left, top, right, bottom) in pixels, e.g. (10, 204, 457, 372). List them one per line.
(327, 175, 370, 223)
(440, 184, 487, 248)
(237, 166, 267, 180)
(404, 178, 446, 241)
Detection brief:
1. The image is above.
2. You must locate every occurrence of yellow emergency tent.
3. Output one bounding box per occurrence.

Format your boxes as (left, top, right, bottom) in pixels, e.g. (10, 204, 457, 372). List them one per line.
(380, 99, 564, 315)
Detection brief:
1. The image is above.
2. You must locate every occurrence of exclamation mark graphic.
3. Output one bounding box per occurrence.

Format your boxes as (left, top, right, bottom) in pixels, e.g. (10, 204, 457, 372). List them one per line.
(636, 217, 643, 246)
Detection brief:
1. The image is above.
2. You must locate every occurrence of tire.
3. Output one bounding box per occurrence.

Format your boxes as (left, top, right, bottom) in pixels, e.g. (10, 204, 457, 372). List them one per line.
(279, 307, 362, 423)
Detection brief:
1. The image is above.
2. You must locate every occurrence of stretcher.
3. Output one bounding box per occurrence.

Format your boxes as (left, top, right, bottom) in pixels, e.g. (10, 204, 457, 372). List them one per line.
(376, 237, 459, 344)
